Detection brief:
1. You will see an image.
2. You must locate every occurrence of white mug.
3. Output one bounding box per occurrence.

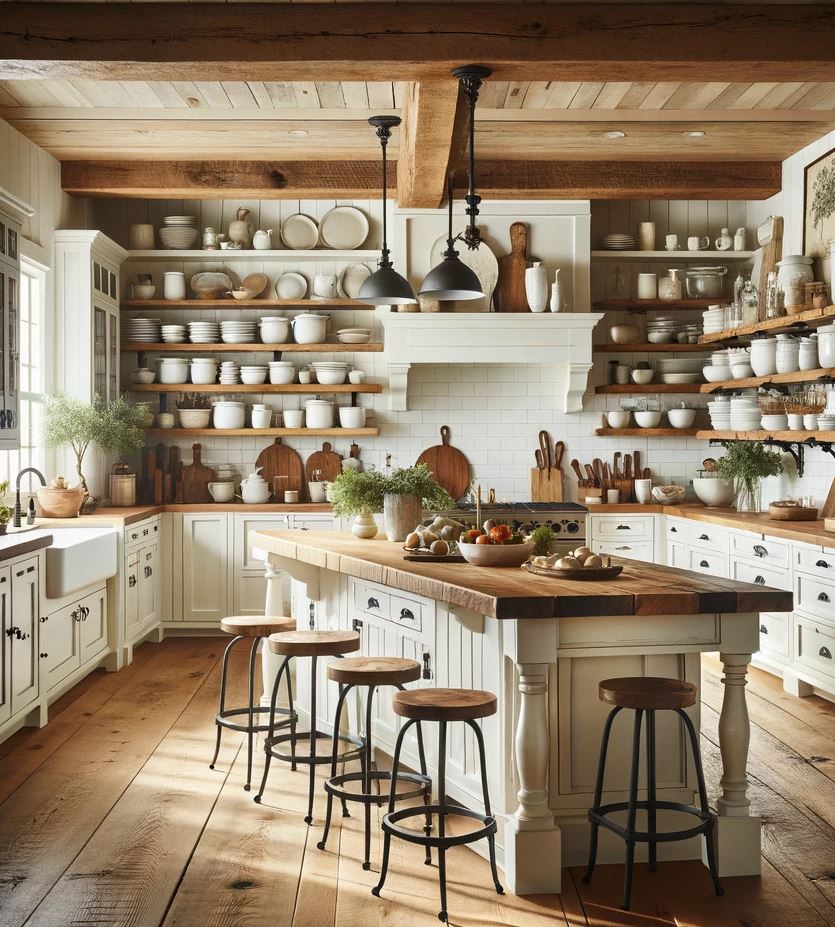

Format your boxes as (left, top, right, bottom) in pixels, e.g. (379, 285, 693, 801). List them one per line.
(607, 489, 620, 504)
(687, 236, 710, 251)
(313, 274, 337, 298)
(665, 234, 679, 251)
(308, 481, 327, 503)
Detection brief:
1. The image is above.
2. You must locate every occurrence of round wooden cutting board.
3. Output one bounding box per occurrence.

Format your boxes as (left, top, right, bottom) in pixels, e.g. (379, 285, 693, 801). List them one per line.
(415, 426, 470, 502)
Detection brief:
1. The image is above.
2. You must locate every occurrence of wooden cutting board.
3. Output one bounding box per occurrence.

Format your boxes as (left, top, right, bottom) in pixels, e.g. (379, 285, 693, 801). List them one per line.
(180, 443, 215, 504)
(494, 221, 529, 312)
(255, 438, 305, 500)
(415, 425, 470, 501)
(305, 441, 343, 483)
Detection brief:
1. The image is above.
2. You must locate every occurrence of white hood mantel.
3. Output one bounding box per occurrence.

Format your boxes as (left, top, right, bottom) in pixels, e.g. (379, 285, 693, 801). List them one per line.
(379, 310, 604, 412)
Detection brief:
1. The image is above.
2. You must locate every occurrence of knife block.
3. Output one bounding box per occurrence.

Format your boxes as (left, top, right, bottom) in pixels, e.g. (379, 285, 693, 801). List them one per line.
(531, 467, 564, 502)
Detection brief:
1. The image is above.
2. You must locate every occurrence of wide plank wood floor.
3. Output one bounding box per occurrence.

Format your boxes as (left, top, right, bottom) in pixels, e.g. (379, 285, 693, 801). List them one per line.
(1, 638, 834, 927)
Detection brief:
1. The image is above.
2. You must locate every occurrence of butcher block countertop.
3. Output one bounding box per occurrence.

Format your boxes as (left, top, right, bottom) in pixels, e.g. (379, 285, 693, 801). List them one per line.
(0, 530, 53, 562)
(253, 530, 793, 620)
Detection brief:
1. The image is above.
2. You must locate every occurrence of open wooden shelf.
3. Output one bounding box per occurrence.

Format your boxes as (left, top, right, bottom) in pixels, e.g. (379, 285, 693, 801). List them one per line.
(122, 341, 383, 353)
(596, 383, 703, 394)
(700, 367, 835, 393)
(593, 342, 710, 353)
(592, 250, 753, 260)
(697, 429, 835, 442)
(143, 427, 379, 437)
(595, 427, 700, 437)
(698, 304, 835, 344)
(122, 298, 373, 310)
(127, 383, 381, 394)
(594, 298, 717, 312)
(126, 249, 379, 262)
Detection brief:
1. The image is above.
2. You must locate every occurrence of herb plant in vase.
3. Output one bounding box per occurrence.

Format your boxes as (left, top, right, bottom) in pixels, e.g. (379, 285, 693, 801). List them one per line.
(381, 464, 455, 542)
(328, 467, 386, 538)
(717, 442, 784, 513)
(0, 481, 12, 535)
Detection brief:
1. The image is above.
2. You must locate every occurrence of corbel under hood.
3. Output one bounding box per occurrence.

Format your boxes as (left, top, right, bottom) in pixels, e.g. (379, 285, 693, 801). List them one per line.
(379, 310, 604, 412)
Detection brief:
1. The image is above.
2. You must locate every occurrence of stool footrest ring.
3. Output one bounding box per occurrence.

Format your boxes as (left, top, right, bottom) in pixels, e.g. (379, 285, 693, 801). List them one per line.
(264, 730, 364, 767)
(589, 799, 713, 844)
(324, 769, 430, 807)
(216, 705, 296, 735)
(382, 804, 496, 849)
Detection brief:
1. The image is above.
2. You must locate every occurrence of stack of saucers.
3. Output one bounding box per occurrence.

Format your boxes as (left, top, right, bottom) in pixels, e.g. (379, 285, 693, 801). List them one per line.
(123, 317, 161, 342)
(219, 361, 240, 385)
(220, 320, 258, 344)
(646, 318, 679, 344)
(161, 323, 187, 343)
(600, 233, 638, 250)
(730, 395, 762, 431)
(159, 216, 198, 250)
(702, 305, 726, 334)
(188, 320, 221, 343)
(707, 396, 731, 431)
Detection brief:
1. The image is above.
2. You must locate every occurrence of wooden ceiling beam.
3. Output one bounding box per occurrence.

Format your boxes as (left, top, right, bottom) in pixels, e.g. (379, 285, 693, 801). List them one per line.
(61, 158, 781, 201)
(1, 3, 833, 82)
(397, 81, 466, 209)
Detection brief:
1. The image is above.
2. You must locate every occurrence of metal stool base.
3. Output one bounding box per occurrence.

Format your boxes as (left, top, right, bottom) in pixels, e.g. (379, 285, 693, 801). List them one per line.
(213, 704, 295, 737)
(262, 729, 365, 769)
(382, 803, 497, 850)
(589, 799, 714, 845)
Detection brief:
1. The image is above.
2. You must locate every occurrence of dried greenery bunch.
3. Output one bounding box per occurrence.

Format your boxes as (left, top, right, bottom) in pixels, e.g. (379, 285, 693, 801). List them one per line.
(811, 162, 835, 229)
(328, 464, 454, 517)
(45, 394, 146, 495)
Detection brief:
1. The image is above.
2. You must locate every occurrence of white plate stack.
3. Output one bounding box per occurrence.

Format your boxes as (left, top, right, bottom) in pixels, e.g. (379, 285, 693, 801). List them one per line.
(219, 361, 240, 385)
(336, 328, 372, 344)
(159, 216, 198, 250)
(600, 234, 638, 250)
(188, 320, 221, 343)
(161, 324, 187, 344)
(707, 396, 731, 431)
(123, 317, 161, 342)
(220, 320, 258, 344)
(729, 395, 762, 431)
(656, 356, 707, 384)
(702, 305, 726, 334)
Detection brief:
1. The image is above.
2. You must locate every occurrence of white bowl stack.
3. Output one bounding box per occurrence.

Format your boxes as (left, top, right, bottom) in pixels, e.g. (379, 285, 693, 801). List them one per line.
(159, 216, 198, 250)
(702, 305, 726, 334)
(188, 320, 221, 343)
(729, 395, 762, 431)
(219, 361, 240, 385)
(707, 396, 732, 431)
(646, 318, 678, 343)
(312, 361, 349, 385)
(240, 365, 268, 385)
(268, 361, 296, 385)
(656, 356, 707, 384)
(220, 320, 258, 344)
(123, 317, 161, 342)
(160, 323, 187, 344)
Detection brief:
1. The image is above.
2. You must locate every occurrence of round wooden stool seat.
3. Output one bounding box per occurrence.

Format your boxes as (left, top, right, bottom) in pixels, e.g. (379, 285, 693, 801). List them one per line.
(327, 656, 421, 687)
(220, 615, 295, 637)
(393, 687, 497, 722)
(599, 677, 697, 711)
(268, 629, 360, 658)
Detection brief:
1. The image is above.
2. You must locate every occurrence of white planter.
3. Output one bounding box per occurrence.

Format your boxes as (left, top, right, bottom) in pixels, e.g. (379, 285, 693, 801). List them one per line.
(384, 494, 422, 542)
(351, 513, 378, 539)
(525, 262, 548, 312)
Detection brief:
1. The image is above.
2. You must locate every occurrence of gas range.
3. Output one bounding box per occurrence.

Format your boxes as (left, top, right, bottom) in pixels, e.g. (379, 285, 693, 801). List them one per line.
(438, 502, 588, 541)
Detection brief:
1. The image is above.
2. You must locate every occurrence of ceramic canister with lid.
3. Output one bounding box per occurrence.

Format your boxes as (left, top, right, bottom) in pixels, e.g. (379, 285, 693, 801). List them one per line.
(212, 400, 246, 430)
(776, 255, 814, 308)
(163, 271, 186, 300)
(798, 337, 819, 371)
(304, 399, 334, 429)
(818, 323, 835, 368)
(291, 312, 328, 344)
(259, 317, 291, 344)
(749, 338, 777, 377)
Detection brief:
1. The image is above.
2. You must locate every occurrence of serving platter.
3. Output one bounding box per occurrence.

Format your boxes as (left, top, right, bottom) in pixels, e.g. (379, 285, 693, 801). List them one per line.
(402, 547, 465, 564)
(320, 206, 369, 250)
(280, 214, 319, 250)
(523, 561, 624, 581)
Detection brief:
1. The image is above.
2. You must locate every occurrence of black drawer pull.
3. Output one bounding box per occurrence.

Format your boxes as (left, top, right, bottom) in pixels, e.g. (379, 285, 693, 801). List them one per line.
(820, 646, 832, 660)
(367, 597, 380, 609)
(128, 575, 137, 588)
(759, 624, 768, 634)
(39, 615, 47, 623)
(131, 532, 138, 540)
(699, 533, 709, 541)
(700, 560, 709, 568)
(753, 544, 767, 559)
(39, 652, 47, 658)
(816, 559, 831, 569)
(670, 526, 677, 533)
(818, 592, 831, 603)
(615, 545, 631, 551)
(616, 524, 631, 530)
(399, 607, 415, 622)
(754, 575, 765, 585)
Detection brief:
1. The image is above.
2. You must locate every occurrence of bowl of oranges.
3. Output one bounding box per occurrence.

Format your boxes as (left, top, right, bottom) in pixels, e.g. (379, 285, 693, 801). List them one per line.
(457, 522, 533, 568)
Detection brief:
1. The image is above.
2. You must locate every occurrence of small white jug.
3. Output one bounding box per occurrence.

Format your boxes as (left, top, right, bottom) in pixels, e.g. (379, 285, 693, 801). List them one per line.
(252, 229, 273, 250)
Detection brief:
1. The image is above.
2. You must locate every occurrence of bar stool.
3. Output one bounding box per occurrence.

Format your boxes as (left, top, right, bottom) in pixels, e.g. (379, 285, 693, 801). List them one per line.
(372, 688, 503, 924)
(317, 657, 432, 871)
(583, 676, 724, 911)
(255, 630, 365, 825)
(209, 615, 297, 791)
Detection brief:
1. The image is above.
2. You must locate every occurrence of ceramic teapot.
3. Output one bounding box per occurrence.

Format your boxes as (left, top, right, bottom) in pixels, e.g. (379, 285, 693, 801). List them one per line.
(253, 229, 273, 251)
(240, 467, 271, 503)
(228, 207, 253, 249)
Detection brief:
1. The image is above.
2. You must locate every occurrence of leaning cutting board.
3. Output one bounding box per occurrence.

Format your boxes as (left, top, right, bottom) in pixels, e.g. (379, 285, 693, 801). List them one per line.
(494, 221, 529, 312)
(180, 443, 215, 504)
(256, 438, 305, 500)
(415, 426, 470, 501)
(305, 441, 343, 483)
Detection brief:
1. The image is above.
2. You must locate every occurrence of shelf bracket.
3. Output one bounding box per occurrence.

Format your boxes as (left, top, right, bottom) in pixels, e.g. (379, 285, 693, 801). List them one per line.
(137, 351, 147, 369)
(272, 350, 283, 362)
(709, 437, 807, 477)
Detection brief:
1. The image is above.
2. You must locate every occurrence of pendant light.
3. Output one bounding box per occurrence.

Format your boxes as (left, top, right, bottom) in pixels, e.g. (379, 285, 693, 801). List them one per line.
(418, 64, 492, 302)
(358, 115, 416, 306)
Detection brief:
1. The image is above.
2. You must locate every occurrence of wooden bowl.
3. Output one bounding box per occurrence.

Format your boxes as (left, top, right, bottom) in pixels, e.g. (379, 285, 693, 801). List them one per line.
(768, 502, 818, 521)
(458, 541, 534, 568)
(36, 486, 84, 518)
(524, 562, 623, 581)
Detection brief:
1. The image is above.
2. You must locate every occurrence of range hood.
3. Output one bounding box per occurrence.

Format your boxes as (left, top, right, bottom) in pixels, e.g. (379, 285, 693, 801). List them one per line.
(379, 310, 604, 412)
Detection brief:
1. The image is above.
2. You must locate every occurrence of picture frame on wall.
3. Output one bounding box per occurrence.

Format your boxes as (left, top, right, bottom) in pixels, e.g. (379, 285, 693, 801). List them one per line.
(803, 145, 835, 286)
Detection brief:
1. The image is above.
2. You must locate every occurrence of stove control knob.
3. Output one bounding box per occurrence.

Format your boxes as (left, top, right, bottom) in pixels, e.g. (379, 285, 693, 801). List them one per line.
(566, 522, 580, 534)
(550, 521, 562, 534)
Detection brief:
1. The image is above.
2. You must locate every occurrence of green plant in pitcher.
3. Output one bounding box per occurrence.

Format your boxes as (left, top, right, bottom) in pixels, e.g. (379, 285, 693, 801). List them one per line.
(717, 442, 784, 513)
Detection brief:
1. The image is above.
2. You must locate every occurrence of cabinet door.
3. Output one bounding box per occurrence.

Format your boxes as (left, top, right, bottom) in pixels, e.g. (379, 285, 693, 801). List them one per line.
(42, 602, 79, 691)
(182, 514, 229, 624)
(232, 515, 289, 616)
(138, 543, 158, 628)
(79, 588, 107, 663)
(10, 557, 39, 714)
(667, 540, 686, 569)
(124, 549, 140, 636)
(0, 566, 10, 724)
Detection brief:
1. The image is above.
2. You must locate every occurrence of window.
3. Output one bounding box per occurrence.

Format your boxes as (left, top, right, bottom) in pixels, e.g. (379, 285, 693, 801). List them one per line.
(0, 259, 47, 484)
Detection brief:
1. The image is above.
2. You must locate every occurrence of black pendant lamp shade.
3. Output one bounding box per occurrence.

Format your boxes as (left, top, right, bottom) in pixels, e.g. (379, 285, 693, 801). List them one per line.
(358, 115, 417, 306)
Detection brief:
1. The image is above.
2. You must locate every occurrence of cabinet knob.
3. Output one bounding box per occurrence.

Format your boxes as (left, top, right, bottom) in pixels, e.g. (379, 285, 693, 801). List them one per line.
(39, 652, 48, 658)
(700, 560, 709, 568)
(39, 615, 48, 623)
(753, 544, 768, 559)
(754, 575, 765, 585)
(820, 646, 832, 660)
(352, 618, 363, 634)
(422, 652, 432, 680)
(128, 575, 137, 588)
(816, 559, 831, 569)
(699, 534, 709, 541)
(670, 526, 677, 533)
(818, 592, 831, 603)
(759, 624, 768, 634)
(399, 607, 415, 622)
(616, 524, 631, 530)
(367, 597, 380, 609)
(615, 545, 631, 551)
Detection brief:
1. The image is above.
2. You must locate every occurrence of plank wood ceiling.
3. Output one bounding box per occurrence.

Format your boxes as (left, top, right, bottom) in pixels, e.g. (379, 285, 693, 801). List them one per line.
(2, 3, 835, 205)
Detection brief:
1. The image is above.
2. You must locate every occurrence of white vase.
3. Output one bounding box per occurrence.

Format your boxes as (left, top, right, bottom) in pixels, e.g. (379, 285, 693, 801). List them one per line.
(525, 261, 548, 313)
(383, 493, 422, 542)
(351, 513, 378, 539)
(549, 269, 563, 312)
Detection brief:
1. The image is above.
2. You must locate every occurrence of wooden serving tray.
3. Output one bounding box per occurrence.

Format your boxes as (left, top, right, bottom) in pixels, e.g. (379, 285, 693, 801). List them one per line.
(523, 562, 624, 581)
(403, 548, 465, 564)
(768, 503, 818, 521)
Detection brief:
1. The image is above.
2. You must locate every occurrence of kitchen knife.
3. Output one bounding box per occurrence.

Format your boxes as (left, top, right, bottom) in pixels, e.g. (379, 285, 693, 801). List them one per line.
(553, 441, 565, 471)
(613, 451, 621, 480)
(571, 459, 584, 483)
(593, 458, 603, 487)
(539, 430, 552, 471)
(585, 463, 596, 485)
(535, 449, 545, 470)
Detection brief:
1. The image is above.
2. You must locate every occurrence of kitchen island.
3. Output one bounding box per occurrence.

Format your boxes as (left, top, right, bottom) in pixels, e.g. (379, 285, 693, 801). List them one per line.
(252, 530, 792, 896)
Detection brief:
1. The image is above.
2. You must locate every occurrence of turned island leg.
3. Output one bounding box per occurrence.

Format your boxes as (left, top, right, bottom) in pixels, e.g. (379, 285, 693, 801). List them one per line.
(261, 561, 286, 705)
(709, 651, 761, 877)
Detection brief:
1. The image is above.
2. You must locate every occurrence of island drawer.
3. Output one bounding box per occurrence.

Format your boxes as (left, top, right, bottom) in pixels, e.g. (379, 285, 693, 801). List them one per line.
(391, 594, 424, 633)
(731, 531, 789, 567)
(794, 572, 835, 624)
(350, 579, 428, 634)
(593, 540, 653, 563)
(758, 612, 789, 659)
(591, 515, 654, 541)
(687, 548, 729, 578)
(795, 544, 835, 579)
(794, 615, 835, 683)
(665, 518, 687, 541)
(730, 557, 790, 596)
(686, 522, 730, 553)
(352, 580, 391, 619)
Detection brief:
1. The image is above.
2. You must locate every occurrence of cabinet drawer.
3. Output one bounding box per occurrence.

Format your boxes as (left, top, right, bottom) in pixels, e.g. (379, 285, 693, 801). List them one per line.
(391, 594, 424, 633)
(731, 531, 789, 567)
(731, 557, 790, 596)
(592, 516, 654, 541)
(125, 518, 160, 549)
(795, 545, 835, 579)
(686, 522, 730, 553)
(687, 547, 728, 578)
(795, 615, 835, 683)
(758, 612, 789, 659)
(795, 573, 835, 623)
(594, 540, 654, 563)
(352, 580, 391, 620)
(666, 518, 687, 541)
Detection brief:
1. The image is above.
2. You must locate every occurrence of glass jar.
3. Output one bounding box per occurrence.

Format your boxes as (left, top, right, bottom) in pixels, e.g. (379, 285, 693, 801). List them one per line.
(727, 301, 744, 329)
(658, 268, 683, 301)
(740, 280, 759, 326)
(765, 271, 782, 320)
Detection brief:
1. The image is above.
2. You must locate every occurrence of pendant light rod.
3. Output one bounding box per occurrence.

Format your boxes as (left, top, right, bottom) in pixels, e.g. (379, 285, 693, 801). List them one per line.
(452, 64, 491, 251)
(442, 172, 457, 258)
(368, 114, 399, 270)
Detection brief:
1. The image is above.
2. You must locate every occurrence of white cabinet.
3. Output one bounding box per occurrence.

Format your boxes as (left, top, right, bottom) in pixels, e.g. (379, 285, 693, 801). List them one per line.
(137, 543, 158, 629)
(594, 539, 653, 563)
(0, 566, 10, 725)
(121, 517, 161, 656)
(182, 513, 229, 624)
(10, 556, 39, 714)
(42, 586, 108, 694)
(590, 514, 654, 563)
(233, 514, 289, 616)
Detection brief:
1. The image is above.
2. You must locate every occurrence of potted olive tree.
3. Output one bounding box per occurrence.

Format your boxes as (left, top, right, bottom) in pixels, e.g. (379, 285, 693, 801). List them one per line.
(717, 442, 784, 513)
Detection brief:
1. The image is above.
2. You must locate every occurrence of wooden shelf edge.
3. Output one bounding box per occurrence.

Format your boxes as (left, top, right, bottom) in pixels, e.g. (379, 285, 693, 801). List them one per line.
(122, 298, 373, 309)
(594, 428, 701, 437)
(700, 367, 835, 392)
(592, 251, 753, 260)
(596, 383, 703, 394)
(125, 249, 379, 261)
(127, 382, 381, 393)
(121, 341, 383, 353)
(593, 343, 710, 353)
(594, 298, 717, 312)
(696, 429, 835, 441)
(143, 427, 379, 437)
(698, 304, 835, 344)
